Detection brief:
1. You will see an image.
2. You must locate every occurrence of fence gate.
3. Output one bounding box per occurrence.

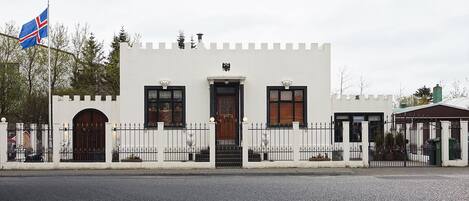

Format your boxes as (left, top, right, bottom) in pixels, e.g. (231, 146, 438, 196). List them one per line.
(368, 120, 441, 167)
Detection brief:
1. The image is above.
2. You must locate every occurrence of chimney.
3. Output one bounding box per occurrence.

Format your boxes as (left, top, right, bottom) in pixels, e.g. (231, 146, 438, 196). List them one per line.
(196, 33, 203, 43)
(433, 84, 442, 103)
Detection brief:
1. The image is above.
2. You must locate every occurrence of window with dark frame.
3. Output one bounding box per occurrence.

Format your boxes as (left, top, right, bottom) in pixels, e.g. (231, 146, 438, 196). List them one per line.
(267, 86, 306, 127)
(334, 113, 384, 142)
(145, 86, 185, 127)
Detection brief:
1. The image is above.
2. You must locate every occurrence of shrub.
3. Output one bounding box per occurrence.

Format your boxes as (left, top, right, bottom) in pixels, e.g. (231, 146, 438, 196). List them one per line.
(395, 133, 406, 149)
(384, 133, 395, 151)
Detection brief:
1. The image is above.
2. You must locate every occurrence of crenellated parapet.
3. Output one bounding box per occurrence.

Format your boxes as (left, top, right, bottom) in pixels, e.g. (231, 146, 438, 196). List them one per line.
(331, 94, 394, 116)
(332, 95, 393, 102)
(121, 42, 330, 52)
(52, 95, 120, 124)
(53, 95, 119, 102)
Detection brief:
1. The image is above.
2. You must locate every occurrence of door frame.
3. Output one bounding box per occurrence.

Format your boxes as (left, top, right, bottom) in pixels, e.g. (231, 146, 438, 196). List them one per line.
(72, 109, 108, 162)
(210, 82, 243, 145)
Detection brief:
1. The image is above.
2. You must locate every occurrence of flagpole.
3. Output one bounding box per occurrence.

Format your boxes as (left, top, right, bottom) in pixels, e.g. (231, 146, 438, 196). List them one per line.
(47, 0, 53, 147)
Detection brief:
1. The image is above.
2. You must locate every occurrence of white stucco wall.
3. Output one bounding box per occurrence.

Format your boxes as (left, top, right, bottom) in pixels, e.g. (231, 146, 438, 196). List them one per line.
(120, 42, 331, 124)
(52, 95, 120, 124)
(331, 95, 394, 119)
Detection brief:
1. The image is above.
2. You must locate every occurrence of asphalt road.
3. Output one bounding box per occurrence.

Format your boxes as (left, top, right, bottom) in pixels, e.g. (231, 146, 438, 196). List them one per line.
(1, 172, 468, 201)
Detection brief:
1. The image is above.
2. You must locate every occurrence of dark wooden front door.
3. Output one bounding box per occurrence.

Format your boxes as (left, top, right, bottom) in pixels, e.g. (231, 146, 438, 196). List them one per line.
(216, 95, 237, 143)
(72, 109, 108, 162)
(214, 86, 239, 145)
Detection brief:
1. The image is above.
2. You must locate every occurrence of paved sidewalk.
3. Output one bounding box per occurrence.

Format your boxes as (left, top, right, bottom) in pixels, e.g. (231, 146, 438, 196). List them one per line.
(1, 167, 468, 177)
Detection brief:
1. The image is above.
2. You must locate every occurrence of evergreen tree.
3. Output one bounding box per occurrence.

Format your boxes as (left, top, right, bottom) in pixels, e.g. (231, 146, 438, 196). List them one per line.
(104, 27, 129, 95)
(73, 33, 105, 95)
(177, 30, 185, 49)
(413, 86, 433, 105)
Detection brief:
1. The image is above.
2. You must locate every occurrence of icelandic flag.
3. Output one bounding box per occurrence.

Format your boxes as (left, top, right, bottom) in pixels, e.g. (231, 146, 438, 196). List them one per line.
(19, 8, 48, 49)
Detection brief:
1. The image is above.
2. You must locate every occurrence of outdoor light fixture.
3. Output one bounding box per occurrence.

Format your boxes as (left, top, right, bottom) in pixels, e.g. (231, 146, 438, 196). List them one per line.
(1, 117, 6, 122)
(209, 117, 215, 122)
(159, 79, 171, 89)
(242, 117, 248, 122)
(281, 79, 293, 89)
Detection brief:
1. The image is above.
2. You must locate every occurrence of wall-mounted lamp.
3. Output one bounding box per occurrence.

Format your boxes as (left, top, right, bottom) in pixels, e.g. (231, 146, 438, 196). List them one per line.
(159, 79, 171, 89)
(281, 80, 293, 90)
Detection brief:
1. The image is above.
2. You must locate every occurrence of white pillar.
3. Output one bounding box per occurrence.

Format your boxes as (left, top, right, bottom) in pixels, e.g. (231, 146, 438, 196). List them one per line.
(430, 122, 436, 139)
(42, 124, 49, 158)
(417, 123, 424, 155)
(0, 119, 7, 167)
(157, 122, 165, 163)
(343, 121, 350, 165)
(53, 123, 61, 167)
(361, 121, 369, 167)
(441, 121, 450, 166)
(30, 124, 37, 152)
(292, 122, 300, 162)
(105, 123, 113, 166)
(405, 123, 412, 144)
(242, 122, 250, 168)
(460, 121, 468, 166)
(209, 122, 216, 168)
(396, 124, 402, 135)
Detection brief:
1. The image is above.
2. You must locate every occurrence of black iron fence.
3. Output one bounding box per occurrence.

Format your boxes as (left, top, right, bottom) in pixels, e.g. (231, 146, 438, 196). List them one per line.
(247, 124, 293, 162)
(7, 123, 51, 163)
(368, 118, 451, 167)
(164, 123, 210, 162)
(113, 124, 158, 162)
(300, 123, 344, 161)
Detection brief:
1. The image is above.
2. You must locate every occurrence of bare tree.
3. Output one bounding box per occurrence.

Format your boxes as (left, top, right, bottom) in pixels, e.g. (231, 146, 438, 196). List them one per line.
(338, 66, 352, 95)
(359, 75, 369, 95)
(70, 23, 89, 90)
(448, 80, 469, 98)
(47, 23, 72, 92)
(19, 45, 46, 95)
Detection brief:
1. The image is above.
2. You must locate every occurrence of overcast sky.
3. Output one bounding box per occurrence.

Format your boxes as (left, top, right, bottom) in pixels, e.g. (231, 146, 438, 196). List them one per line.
(1, 0, 468, 96)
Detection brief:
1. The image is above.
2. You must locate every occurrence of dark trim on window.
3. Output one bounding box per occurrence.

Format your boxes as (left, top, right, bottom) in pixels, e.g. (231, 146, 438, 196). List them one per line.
(333, 112, 384, 142)
(266, 86, 307, 127)
(144, 86, 186, 128)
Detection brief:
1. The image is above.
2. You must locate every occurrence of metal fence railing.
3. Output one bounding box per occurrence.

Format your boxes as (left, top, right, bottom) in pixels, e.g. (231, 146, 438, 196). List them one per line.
(300, 123, 344, 161)
(7, 123, 51, 163)
(164, 123, 210, 162)
(113, 124, 158, 162)
(247, 123, 293, 162)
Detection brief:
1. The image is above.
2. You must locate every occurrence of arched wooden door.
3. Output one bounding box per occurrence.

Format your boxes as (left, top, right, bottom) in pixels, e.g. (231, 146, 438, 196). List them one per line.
(73, 109, 108, 162)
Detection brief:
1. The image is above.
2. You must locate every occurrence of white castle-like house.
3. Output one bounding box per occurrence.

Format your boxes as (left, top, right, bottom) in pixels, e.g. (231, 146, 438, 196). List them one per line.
(54, 38, 393, 130)
(47, 36, 394, 167)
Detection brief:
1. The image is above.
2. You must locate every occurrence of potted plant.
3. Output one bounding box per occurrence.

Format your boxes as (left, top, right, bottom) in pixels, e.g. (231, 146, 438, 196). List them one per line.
(309, 153, 331, 161)
(121, 154, 142, 162)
